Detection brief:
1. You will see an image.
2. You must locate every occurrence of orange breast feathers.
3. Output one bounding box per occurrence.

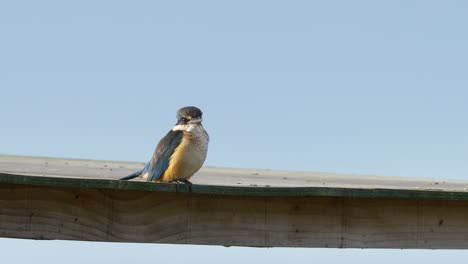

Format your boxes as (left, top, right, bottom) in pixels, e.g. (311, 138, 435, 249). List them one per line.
(158, 133, 208, 182)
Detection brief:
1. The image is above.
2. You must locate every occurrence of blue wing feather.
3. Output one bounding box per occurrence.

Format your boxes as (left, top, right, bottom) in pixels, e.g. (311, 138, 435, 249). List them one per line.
(146, 130, 183, 182)
(119, 168, 144, 180)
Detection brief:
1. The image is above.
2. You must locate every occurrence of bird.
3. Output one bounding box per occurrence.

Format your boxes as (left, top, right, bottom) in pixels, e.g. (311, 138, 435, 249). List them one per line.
(120, 106, 209, 191)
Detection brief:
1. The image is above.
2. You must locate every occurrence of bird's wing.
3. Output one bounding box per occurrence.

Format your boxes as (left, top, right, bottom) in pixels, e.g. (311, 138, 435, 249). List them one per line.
(147, 130, 184, 182)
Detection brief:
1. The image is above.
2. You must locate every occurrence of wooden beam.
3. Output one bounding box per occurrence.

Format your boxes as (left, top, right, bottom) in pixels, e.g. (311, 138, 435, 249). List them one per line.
(1, 155, 468, 249)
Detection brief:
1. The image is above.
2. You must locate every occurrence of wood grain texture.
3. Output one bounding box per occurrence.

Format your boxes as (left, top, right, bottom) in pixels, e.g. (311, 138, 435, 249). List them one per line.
(1, 183, 468, 248)
(2, 155, 468, 248)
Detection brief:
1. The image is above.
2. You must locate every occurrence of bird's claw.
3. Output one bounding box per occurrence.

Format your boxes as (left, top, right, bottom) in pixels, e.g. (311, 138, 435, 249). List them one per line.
(173, 180, 192, 192)
(184, 180, 193, 192)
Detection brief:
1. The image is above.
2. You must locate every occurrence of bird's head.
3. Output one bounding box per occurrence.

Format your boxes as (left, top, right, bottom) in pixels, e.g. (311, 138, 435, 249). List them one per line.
(175, 106, 203, 126)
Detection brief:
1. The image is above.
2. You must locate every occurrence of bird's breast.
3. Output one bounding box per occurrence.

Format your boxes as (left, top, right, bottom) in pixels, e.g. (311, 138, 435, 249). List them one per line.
(162, 126, 209, 182)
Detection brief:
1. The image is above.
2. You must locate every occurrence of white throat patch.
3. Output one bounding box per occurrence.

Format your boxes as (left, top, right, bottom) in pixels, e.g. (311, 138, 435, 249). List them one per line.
(172, 124, 198, 132)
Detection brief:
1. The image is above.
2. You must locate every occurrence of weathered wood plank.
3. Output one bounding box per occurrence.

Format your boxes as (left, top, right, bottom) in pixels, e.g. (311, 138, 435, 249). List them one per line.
(2, 155, 468, 249)
(1, 155, 468, 200)
(2, 154, 467, 190)
(1, 183, 468, 248)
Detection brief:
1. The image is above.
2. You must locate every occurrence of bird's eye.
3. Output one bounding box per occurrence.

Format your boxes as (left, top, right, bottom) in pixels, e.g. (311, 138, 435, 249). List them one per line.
(182, 117, 188, 122)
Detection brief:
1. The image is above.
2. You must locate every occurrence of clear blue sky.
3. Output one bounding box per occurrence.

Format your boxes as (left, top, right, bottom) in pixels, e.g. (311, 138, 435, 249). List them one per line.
(1, 0, 468, 262)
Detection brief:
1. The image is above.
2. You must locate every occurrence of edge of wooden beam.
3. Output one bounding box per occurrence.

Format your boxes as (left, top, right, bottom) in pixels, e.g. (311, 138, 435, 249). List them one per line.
(2, 172, 468, 201)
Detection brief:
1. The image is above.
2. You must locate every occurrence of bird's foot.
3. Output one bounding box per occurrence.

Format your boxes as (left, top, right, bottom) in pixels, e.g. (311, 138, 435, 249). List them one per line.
(175, 181, 180, 193)
(173, 180, 192, 192)
(181, 179, 193, 192)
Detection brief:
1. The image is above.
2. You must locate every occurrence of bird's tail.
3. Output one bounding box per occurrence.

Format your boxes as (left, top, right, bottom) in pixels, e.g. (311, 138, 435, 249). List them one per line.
(120, 169, 144, 180)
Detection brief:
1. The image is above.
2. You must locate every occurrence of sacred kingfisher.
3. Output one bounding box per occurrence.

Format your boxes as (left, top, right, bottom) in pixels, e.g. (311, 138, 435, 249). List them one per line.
(120, 106, 209, 190)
